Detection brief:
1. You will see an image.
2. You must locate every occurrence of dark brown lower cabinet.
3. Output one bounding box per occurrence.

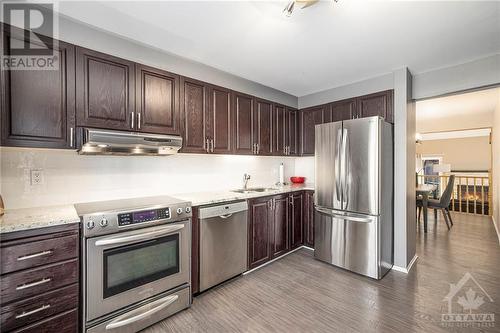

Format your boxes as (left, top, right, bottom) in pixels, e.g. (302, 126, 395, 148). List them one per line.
(248, 196, 273, 269)
(290, 192, 304, 249)
(0, 224, 79, 333)
(271, 195, 289, 258)
(304, 191, 315, 248)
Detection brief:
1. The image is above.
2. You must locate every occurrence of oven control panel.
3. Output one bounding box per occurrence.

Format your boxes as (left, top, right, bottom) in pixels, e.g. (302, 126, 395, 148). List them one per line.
(117, 208, 171, 226)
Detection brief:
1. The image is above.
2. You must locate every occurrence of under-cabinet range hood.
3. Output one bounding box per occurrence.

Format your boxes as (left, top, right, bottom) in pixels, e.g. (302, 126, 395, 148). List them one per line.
(79, 128, 182, 155)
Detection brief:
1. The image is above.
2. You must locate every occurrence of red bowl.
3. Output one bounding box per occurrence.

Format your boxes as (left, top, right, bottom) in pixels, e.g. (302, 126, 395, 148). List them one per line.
(290, 176, 306, 184)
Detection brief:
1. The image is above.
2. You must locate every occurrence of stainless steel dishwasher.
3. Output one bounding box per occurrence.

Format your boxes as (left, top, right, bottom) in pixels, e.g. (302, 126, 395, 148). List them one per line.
(199, 201, 248, 292)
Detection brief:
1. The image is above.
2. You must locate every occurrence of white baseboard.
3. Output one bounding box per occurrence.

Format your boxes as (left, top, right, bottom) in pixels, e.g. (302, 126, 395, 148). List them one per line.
(392, 254, 418, 274)
(492, 216, 500, 245)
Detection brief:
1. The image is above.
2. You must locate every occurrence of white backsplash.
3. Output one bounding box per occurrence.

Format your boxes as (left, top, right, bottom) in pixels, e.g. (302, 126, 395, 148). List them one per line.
(295, 156, 315, 184)
(0, 147, 303, 209)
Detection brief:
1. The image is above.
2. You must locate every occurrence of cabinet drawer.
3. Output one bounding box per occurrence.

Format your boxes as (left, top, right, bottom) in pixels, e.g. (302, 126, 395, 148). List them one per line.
(1, 284, 78, 331)
(1, 259, 78, 305)
(12, 308, 77, 333)
(1, 234, 78, 275)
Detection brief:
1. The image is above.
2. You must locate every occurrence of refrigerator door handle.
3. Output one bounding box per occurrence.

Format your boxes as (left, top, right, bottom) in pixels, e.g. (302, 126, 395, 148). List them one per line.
(340, 128, 349, 210)
(315, 206, 373, 223)
(335, 128, 342, 203)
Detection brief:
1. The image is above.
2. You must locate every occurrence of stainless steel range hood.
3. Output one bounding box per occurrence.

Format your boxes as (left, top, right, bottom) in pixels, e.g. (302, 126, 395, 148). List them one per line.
(79, 128, 182, 156)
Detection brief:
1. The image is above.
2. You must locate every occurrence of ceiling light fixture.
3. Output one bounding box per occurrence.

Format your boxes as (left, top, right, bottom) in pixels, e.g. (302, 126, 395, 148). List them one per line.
(282, 0, 339, 17)
(282, 1, 295, 17)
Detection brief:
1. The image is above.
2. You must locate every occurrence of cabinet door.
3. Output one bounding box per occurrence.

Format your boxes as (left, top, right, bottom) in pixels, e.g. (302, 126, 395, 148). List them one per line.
(300, 106, 324, 156)
(290, 192, 304, 249)
(232, 92, 255, 154)
(271, 195, 289, 258)
(357, 90, 393, 122)
(304, 191, 315, 248)
(287, 108, 298, 156)
(273, 104, 286, 155)
(180, 77, 208, 153)
(248, 197, 272, 269)
(136, 65, 180, 134)
(209, 85, 232, 154)
(254, 99, 273, 155)
(1, 29, 75, 149)
(331, 99, 356, 122)
(76, 47, 135, 131)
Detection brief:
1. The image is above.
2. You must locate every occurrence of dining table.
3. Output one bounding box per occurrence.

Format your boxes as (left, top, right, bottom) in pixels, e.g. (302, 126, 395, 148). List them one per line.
(417, 184, 437, 233)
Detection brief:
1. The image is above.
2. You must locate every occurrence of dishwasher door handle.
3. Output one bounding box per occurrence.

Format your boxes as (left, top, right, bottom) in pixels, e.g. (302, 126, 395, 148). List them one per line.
(219, 213, 233, 219)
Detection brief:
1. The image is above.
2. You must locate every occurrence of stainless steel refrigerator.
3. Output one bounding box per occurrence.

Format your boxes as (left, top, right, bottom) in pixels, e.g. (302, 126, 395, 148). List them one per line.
(314, 116, 393, 279)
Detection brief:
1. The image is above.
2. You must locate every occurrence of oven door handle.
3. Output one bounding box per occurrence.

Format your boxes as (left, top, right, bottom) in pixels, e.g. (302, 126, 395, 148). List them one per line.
(105, 294, 179, 330)
(95, 224, 184, 247)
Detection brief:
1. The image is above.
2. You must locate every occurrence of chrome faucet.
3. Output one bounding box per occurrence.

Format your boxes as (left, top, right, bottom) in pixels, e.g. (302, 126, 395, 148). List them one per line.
(243, 173, 251, 189)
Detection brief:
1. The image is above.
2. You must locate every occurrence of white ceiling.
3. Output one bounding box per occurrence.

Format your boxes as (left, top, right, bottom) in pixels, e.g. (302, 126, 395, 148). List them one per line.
(416, 87, 499, 125)
(55, 1, 500, 97)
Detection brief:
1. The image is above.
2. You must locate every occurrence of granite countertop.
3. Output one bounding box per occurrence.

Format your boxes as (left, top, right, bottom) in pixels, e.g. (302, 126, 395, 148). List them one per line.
(0, 184, 314, 234)
(0, 205, 80, 234)
(173, 183, 314, 207)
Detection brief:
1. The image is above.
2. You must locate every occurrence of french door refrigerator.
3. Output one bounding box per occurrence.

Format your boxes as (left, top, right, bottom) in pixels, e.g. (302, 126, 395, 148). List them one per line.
(314, 116, 393, 279)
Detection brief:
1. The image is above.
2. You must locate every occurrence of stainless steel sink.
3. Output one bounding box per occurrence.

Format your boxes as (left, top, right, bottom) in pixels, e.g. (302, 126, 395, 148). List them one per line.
(231, 187, 277, 194)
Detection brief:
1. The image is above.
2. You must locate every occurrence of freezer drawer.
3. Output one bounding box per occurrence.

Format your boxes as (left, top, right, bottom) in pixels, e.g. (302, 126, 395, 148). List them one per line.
(314, 207, 379, 279)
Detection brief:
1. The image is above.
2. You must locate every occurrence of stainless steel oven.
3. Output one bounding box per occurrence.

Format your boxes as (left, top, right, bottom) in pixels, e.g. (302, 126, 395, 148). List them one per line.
(76, 196, 192, 332)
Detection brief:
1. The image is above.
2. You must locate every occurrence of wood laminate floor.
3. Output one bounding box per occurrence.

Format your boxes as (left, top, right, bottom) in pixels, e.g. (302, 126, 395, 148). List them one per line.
(145, 212, 500, 332)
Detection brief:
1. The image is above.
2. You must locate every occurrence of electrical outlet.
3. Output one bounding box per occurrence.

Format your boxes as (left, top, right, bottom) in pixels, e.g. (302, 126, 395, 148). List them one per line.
(30, 169, 44, 186)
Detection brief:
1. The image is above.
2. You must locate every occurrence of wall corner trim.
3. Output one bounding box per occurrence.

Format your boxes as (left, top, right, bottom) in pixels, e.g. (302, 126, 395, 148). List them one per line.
(492, 216, 500, 245)
(392, 254, 418, 274)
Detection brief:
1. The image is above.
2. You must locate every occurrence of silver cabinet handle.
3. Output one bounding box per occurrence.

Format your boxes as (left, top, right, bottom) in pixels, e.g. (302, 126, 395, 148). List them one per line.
(106, 294, 179, 330)
(69, 127, 74, 148)
(252, 143, 256, 154)
(131, 112, 135, 129)
(137, 112, 141, 129)
(16, 278, 51, 290)
(210, 139, 214, 153)
(95, 224, 184, 246)
(206, 138, 210, 153)
(15, 304, 51, 319)
(219, 213, 233, 219)
(17, 250, 53, 261)
(256, 143, 260, 154)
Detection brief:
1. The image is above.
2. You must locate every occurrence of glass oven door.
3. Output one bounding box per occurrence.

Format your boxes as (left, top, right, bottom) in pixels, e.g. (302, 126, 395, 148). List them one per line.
(86, 221, 190, 322)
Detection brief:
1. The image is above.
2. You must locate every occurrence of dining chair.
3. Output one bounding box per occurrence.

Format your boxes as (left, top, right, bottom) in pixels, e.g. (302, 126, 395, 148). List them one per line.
(417, 175, 455, 230)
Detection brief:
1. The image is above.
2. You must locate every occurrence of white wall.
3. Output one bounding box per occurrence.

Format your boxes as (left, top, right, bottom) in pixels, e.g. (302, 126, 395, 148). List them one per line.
(413, 54, 500, 101)
(298, 73, 394, 108)
(0, 148, 296, 209)
(492, 92, 500, 238)
(417, 137, 491, 171)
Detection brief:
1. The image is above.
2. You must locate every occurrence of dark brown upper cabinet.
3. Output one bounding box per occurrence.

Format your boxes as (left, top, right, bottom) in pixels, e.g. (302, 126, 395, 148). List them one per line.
(209, 85, 232, 154)
(300, 105, 325, 156)
(273, 104, 286, 155)
(232, 92, 255, 155)
(254, 99, 273, 155)
(331, 99, 356, 122)
(290, 192, 304, 249)
(180, 77, 209, 153)
(287, 108, 299, 156)
(356, 90, 393, 122)
(271, 195, 290, 258)
(248, 196, 272, 269)
(76, 47, 135, 131)
(1, 27, 76, 149)
(180, 79, 232, 154)
(136, 65, 180, 135)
